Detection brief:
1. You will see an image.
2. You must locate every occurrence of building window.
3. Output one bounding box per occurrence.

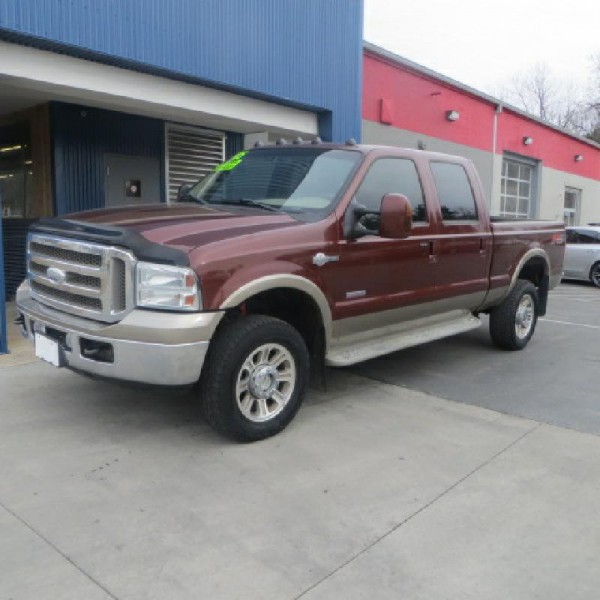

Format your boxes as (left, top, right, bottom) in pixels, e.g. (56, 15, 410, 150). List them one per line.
(500, 158, 535, 219)
(563, 187, 581, 227)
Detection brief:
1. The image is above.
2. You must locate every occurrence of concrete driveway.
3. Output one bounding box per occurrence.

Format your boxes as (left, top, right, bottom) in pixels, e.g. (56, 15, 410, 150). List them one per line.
(1, 285, 600, 599)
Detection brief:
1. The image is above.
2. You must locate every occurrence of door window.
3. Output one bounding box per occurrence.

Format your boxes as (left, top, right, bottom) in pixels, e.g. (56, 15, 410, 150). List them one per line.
(354, 158, 427, 221)
(429, 162, 477, 220)
(563, 187, 581, 227)
(567, 229, 600, 244)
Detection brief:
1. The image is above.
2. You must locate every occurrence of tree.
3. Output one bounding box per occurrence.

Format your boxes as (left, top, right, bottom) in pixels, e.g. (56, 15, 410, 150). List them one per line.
(498, 63, 591, 136)
(586, 53, 600, 143)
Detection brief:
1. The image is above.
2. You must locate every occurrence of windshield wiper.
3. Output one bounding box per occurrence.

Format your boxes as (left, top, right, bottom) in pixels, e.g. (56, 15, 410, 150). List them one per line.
(224, 198, 280, 213)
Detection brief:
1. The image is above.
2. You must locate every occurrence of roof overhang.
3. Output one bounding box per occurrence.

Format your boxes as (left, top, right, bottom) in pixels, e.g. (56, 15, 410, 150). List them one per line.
(0, 40, 319, 137)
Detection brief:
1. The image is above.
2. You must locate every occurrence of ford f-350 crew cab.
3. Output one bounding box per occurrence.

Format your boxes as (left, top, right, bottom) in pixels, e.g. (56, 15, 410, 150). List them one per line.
(16, 143, 565, 441)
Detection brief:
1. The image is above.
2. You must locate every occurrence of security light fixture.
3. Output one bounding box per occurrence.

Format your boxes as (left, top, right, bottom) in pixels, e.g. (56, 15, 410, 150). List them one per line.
(446, 110, 460, 122)
(574, 154, 584, 162)
(523, 136, 533, 146)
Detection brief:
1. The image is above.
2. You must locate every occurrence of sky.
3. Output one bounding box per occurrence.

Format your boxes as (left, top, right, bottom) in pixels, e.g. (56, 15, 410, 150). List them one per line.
(363, 0, 599, 97)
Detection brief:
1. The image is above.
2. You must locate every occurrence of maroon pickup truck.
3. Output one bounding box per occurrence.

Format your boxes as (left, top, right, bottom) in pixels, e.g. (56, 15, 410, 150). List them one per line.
(16, 142, 565, 441)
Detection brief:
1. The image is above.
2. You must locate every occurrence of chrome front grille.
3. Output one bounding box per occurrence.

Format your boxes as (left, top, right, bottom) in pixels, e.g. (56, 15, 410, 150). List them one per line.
(27, 233, 136, 323)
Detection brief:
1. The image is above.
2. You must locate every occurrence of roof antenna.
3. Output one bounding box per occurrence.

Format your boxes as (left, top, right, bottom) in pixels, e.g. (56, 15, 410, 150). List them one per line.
(311, 136, 322, 144)
(276, 138, 287, 145)
(253, 141, 264, 148)
(345, 138, 357, 146)
(292, 137, 303, 144)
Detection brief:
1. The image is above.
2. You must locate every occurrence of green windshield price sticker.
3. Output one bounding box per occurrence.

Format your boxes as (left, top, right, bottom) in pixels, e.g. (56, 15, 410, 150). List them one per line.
(215, 151, 248, 172)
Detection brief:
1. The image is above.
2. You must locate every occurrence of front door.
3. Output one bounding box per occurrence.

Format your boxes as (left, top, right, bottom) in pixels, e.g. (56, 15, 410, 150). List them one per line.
(104, 154, 161, 207)
(330, 157, 438, 338)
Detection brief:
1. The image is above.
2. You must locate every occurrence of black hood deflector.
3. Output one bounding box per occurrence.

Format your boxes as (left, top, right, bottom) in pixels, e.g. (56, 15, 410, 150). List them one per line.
(30, 218, 190, 266)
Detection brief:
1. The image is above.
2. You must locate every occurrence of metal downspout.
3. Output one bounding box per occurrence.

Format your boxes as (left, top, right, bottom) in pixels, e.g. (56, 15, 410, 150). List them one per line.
(491, 103, 503, 209)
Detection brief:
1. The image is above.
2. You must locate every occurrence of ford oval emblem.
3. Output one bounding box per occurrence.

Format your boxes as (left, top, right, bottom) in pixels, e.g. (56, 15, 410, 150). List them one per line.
(46, 267, 67, 285)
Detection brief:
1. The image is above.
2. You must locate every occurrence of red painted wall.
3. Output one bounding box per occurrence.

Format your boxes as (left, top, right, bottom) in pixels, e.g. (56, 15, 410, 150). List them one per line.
(497, 109, 599, 179)
(363, 51, 600, 180)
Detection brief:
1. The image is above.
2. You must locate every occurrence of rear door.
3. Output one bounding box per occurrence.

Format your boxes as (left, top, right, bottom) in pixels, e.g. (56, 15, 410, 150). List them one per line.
(427, 161, 492, 311)
(330, 156, 439, 335)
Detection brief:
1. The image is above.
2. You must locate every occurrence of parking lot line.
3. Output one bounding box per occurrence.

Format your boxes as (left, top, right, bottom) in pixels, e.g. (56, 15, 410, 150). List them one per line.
(539, 318, 600, 330)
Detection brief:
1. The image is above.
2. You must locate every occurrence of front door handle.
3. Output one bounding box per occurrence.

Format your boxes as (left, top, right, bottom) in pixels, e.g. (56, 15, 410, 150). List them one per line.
(419, 240, 435, 253)
(313, 252, 339, 267)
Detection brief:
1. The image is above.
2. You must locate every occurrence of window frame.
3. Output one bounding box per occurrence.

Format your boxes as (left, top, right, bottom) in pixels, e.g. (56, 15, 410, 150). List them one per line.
(499, 154, 539, 220)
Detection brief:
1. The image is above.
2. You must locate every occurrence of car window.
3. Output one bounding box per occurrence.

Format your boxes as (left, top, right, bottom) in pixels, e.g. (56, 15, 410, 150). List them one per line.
(568, 229, 600, 244)
(354, 158, 427, 222)
(430, 162, 478, 221)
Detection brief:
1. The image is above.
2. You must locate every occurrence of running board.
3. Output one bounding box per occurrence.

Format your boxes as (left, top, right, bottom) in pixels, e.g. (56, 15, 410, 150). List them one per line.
(326, 311, 481, 367)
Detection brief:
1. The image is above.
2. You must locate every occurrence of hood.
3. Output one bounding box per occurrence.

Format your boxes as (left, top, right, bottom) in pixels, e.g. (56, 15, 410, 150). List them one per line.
(65, 203, 302, 254)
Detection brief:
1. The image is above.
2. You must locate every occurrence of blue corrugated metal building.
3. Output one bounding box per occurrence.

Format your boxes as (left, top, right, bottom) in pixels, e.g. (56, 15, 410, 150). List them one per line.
(0, 0, 364, 353)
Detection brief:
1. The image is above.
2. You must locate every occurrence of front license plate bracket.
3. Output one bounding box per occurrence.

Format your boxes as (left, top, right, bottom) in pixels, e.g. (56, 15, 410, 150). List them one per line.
(35, 333, 64, 368)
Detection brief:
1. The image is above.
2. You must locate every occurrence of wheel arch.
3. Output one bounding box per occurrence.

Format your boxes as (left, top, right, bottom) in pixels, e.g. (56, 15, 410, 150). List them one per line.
(589, 260, 600, 287)
(510, 249, 551, 316)
(219, 275, 333, 350)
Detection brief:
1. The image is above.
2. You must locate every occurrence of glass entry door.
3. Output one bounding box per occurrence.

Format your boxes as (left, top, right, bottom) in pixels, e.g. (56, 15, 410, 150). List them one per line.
(0, 122, 32, 219)
(1, 121, 34, 300)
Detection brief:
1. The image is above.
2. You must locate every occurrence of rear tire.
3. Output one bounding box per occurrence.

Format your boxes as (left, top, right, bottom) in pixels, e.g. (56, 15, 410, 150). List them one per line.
(489, 280, 538, 350)
(199, 315, 309, 442)
(590, 262, 600, 288)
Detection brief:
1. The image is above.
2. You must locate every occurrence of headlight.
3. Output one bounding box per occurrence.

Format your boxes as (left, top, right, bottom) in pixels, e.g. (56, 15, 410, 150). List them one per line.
(136, 262, 201, 311)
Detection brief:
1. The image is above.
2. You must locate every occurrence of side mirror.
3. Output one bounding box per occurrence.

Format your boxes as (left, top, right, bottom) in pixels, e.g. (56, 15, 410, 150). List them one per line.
(176, 183, 193, 202)
(379, 193, 413, 239)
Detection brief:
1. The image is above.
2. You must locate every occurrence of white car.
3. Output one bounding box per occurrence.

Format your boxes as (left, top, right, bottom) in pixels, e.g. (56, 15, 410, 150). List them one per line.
(564, 226, 600, 288)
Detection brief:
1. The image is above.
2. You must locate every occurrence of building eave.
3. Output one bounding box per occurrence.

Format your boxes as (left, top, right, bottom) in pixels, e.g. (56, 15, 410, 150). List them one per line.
(363, 40, 600, 151)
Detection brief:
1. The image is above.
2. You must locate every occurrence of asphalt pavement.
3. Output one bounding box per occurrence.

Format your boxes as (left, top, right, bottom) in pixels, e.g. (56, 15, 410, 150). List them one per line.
(1, 282, 599, 599)
(353, 282, 600, 436)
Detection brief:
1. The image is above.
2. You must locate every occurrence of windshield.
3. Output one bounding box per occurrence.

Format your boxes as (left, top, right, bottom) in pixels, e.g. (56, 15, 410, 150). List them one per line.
(187, 147, 361, 221)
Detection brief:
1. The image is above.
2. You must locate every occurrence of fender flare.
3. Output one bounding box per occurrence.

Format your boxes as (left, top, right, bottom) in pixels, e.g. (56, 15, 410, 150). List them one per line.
(219, 274, 333, 344)
(495, 248, 551, 308)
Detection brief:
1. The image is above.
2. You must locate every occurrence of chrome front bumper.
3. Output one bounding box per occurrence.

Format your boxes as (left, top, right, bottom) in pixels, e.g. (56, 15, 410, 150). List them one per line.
(16, 283, 224, 386)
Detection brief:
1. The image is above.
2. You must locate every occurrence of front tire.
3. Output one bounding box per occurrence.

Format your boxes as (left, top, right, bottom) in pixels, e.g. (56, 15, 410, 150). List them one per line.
(489, 280, 538, 350)
(199, 315, 309, 442)
(590, 262, 600, 288)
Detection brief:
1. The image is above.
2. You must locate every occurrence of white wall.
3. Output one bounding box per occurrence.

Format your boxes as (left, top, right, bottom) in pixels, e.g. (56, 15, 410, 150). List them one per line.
(539, 167, 600, 225)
